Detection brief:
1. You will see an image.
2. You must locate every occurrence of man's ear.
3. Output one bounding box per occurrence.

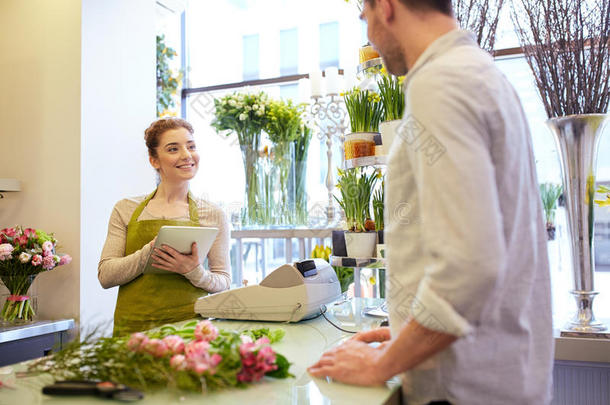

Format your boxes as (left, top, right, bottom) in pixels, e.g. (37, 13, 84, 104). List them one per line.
(377, 0, 395, 23)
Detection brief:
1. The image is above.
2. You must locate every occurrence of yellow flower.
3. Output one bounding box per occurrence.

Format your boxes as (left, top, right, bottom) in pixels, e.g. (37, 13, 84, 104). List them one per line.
(369, 276, 376, 285)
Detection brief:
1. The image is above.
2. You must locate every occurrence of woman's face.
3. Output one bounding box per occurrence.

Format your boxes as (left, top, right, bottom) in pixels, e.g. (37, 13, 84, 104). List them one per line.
(150, 127, 200, 183)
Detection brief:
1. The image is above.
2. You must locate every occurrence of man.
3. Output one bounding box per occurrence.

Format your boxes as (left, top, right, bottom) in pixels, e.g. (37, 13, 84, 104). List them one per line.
(308, 1, 554, 404)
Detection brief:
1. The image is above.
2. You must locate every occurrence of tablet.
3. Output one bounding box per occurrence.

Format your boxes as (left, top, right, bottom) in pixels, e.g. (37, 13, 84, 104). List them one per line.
(144, 226, 219, 275)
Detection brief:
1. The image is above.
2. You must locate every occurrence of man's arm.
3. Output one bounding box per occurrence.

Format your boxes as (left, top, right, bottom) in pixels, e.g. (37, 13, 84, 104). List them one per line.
(308, 320, 457, 385)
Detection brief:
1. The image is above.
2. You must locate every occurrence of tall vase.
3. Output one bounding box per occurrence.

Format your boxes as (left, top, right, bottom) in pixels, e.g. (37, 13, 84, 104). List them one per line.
(547, 114, 609, 333)
(295, 159, 308, 226)
(0, 274, 38, 325)
(271, 142, 295, 226)
(240, 144, 262, 227)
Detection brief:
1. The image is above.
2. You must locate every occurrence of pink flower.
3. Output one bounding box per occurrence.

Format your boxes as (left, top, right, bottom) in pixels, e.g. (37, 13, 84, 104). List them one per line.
(0, 244, 14, 261)
(170, 354, 187, 371)
(42, 255, 56, 270)
(23, 228, 37, 238)
(42, 241, 54, 255)
(240, 334, 253, 344)
(1, 228, 16, 238)
(143, 338, 169, 358)
(127, 332, 149, 352)
(194, 320, 219, 342)
(31, 254, 43, 267)
(59, 255, 72, 266)
(162, 335, 185, 354)
(237, 337, 277, 383)
(14, 235, 28, 248)
(184, 340, 209, 358)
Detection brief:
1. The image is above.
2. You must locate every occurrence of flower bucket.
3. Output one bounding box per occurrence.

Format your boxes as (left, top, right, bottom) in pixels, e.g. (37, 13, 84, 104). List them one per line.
(345, 232, 377, 258)
(379, 120, 401, 156)
(344, 132, 377, 160)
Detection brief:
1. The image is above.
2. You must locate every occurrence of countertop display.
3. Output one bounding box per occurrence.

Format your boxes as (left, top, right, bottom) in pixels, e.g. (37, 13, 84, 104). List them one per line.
(0, 298, 400, 405)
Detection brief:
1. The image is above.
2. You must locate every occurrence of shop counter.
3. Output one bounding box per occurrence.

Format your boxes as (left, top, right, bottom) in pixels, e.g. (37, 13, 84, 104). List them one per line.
(0, 298, 400, 404)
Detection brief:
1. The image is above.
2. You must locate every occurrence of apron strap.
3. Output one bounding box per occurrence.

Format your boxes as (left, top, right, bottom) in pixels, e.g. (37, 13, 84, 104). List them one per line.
(128, 189, 200, 226)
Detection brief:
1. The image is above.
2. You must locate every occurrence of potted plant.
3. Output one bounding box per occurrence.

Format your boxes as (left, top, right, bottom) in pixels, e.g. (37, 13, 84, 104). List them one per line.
(539, 183, 563, 240)
(212, 92, 269, 226)
(377, 70, 405, 155)
(372, 175, 385, 256)
(334, 168, 379, 258)
(342, 88, 384, 160)
(264, 99, 304, 226)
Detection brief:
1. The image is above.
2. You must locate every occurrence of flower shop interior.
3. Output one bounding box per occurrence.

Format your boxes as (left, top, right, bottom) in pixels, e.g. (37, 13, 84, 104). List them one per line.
(1, 0, 610, 403)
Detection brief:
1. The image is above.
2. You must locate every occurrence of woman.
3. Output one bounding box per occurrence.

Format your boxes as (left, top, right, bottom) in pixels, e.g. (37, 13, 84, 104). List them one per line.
(98, 118, 231, 336)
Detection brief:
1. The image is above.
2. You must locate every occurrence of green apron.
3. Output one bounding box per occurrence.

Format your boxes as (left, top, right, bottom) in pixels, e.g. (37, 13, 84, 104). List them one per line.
(113, 190, 208, 337)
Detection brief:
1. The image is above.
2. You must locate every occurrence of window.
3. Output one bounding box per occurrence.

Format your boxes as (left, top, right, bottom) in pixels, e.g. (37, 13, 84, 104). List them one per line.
(280, 28, 298, 76)
(319, 22, 339, 70)
(242, 34, 260, 81)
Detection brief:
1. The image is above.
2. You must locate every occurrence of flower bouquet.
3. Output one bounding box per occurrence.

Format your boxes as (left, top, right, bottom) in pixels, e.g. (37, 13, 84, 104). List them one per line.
(28, 320, 293, 393)
(0, 226, 72, 324)
(212, 92, 270, 226)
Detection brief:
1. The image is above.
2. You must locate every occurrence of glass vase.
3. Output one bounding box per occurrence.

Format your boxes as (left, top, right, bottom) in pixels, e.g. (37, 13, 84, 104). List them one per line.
(0, 274, 38, 325)
(294, 159, 308, 226)
(240, 144, 263, 227)
(269, 142, 295, 226)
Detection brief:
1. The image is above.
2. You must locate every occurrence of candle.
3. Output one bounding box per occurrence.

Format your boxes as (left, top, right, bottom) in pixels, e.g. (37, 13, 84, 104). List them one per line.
(309, 70, 323, 97)
(325, 67, 340, 95)
(342, 66, 358, 91)
(298, 78, 311, 102)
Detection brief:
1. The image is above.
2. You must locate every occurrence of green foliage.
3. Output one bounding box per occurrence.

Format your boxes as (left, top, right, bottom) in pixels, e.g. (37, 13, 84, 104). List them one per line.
(539, 183, 563, 224)
(377, 73, 405, 121)
(265, 99, 304, 144)
(334, 168, 379, 232)
(156, 35, 183, 117)
(343, 87, 384, 133)
(372, 177, 385, 231)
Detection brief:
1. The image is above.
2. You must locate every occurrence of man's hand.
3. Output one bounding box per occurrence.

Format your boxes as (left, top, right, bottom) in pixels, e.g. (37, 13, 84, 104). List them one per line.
(307, 340, 390, 386)
(151, 242, 200, 275)
(351, 327, 391, 343)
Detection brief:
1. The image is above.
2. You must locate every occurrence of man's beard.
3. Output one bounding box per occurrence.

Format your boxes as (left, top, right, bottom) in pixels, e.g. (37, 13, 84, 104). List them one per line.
(373, 28, 407, 76)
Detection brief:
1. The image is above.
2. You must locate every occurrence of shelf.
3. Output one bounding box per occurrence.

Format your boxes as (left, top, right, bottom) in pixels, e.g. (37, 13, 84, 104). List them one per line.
(330, 255, 386, 268)
(344, 155, 387, 169)
(357, 57, 384, 74)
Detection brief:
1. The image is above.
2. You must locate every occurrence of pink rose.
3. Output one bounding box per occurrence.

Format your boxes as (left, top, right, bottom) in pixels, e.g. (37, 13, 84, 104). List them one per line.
(184, 340, 209, 358)
(42, 241, 54, 255)
(143, 338, 169, 358)
(42, 255, 56, 270)
(127, 332, 149, 352)
(194, 320, 219, 342)
(237, 337, 277, 383)
(0, 244, 14, 261)
(31, 254, 43, 267)
(59, 255, 72, 266)
(170, 354, 187, 371)
(162, 335, 185, 355)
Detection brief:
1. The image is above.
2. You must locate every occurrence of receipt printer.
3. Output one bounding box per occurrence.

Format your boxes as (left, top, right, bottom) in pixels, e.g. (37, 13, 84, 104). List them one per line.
(194, 259, 342, 322)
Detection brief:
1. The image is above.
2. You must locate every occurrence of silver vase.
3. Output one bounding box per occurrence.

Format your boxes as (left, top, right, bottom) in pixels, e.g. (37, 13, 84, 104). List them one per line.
(547, 114, 608, 334)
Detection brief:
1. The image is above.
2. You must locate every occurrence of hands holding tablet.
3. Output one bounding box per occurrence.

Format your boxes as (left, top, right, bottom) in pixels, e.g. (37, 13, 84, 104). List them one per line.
(150, 241, 201, 275)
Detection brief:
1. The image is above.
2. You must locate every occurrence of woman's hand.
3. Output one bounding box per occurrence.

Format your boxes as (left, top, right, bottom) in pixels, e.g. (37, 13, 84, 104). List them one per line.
(151, 242, 201, 275)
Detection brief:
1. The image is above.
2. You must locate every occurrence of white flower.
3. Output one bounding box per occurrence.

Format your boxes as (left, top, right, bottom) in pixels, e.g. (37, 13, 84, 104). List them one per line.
(245, 105, 252, 111)
(236, 102, 244, 109)
(255, 110, 263, 116)
(19, 252, 31, 263)
(239, 113, 248, 121)
(228, 99, 237, 107)
(252, 104, 259, 111)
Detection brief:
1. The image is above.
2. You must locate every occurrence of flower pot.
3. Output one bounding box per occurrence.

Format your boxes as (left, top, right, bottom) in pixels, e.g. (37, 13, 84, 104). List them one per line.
(344, 232, 377, 258)
(332, 230, 348, 257)
(344, 132, 377, 160)
(379, 120, 402, 156)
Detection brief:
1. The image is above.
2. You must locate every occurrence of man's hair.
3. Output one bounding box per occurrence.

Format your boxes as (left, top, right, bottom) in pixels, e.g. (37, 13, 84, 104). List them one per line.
(365, 0, 453, 17)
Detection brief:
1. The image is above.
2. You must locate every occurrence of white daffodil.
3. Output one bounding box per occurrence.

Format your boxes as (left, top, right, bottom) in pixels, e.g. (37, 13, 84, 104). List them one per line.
(239, 113, 248, 121)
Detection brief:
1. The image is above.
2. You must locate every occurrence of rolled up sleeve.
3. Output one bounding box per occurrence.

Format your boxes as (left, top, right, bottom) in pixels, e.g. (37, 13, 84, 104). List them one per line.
(405, 69, 507, 337)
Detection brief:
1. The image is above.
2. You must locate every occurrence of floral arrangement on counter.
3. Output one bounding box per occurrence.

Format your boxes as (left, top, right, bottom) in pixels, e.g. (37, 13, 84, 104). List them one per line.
(334, 167, 380, 232)
(27, 320, 293, 393)
(596, 185, 610, 207)
(0, 226, 72, 323)
(342, 87, 384, 133)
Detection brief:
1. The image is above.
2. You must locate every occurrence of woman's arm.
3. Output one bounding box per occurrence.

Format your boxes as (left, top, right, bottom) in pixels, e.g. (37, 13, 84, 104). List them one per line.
(183, 201, 231, 292)
(98, 201, 153, 289)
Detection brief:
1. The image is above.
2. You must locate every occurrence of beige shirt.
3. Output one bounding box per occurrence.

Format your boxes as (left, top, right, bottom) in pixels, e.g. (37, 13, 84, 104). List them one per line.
(386, 30, 553, 405)
(98, 195, 231, 293)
